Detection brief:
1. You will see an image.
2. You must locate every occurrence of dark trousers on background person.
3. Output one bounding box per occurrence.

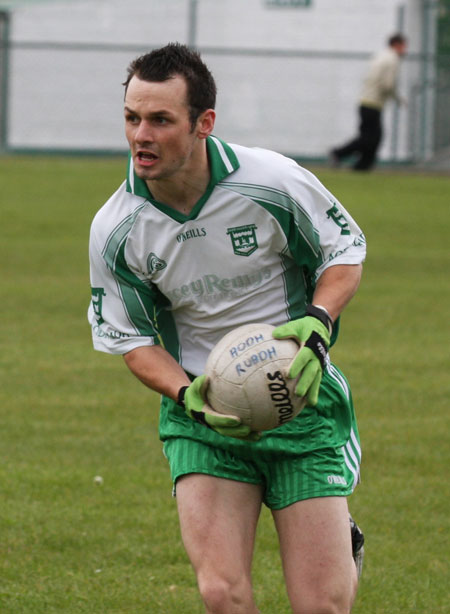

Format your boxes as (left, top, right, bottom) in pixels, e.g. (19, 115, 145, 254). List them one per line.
(332, 105, 382, 171)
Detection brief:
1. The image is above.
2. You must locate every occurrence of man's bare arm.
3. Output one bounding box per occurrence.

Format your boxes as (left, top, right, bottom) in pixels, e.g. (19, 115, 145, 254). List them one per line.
(312, 264, 363, 322)
(123, 345, 191, 401)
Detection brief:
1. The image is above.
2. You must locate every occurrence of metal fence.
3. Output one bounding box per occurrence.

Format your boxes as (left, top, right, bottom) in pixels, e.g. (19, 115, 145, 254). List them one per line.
(1, 1, 449, 164)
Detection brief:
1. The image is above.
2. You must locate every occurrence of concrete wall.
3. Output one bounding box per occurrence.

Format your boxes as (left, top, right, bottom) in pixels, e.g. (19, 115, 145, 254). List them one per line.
(6, 0, 425, 160)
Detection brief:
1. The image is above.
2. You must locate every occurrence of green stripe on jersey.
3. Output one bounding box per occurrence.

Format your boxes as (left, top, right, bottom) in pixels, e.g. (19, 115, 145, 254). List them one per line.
(116, 277, 156, 336)
(102, 203, 147, 266)
(154, 288, 182, 363)
(280, 250, 307, 320)
(102, 206, 157, 336)
(114, 242, 156, 336)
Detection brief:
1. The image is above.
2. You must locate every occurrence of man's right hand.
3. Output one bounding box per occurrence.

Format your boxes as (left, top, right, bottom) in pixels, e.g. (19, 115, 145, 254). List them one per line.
(179, 375, 260, 441)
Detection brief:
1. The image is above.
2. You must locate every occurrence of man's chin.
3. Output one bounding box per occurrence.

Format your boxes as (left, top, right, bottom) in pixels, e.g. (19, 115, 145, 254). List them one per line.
(133, 165, 160, 182)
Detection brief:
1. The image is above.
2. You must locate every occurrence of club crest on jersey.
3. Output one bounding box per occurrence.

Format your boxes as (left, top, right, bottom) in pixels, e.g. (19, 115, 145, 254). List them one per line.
(226, 224, 258, 257)
(147, 252, 167, 275)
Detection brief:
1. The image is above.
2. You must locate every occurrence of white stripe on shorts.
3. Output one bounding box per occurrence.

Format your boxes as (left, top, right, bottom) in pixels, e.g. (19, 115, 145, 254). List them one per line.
(341, 428, 361, 490)
(327, 363, 350, 400)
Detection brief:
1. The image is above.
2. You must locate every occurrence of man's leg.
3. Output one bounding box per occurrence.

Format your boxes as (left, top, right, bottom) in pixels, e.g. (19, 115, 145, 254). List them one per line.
(273, 496, 358, 614)
(176, 474, 263, 614)
(330, 106, 365, 164)
(353, 107, 382, 170)
(331, 137, 361, 161)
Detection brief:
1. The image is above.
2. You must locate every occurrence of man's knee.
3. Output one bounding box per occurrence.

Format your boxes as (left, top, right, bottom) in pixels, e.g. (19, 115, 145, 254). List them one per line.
(291, 579, 356, 614)
(293, 598, 352, 614)
(197, 571, 253, 613)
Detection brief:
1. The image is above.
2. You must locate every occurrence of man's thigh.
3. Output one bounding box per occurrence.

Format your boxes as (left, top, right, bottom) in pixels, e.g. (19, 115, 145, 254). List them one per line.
(273, 496, 357, 612)
(176, 473, 263, 577)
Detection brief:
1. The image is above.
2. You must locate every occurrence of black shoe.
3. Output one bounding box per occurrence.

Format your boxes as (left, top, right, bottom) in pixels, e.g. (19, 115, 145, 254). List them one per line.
(350, 515, 365, 578)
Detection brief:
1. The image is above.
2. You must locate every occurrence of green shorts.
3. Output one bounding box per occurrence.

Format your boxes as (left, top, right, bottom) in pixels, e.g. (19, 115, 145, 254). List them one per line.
(163, 432, 360, 511)
(161, 363, 361, 510)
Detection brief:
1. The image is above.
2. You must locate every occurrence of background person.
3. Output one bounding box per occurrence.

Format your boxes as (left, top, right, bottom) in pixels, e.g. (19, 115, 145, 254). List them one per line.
(88, 43, 366, 614)
(330, 33, 408, 171)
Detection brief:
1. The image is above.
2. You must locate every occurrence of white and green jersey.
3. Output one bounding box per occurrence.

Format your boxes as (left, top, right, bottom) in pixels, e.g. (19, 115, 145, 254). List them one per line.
(88, 136, 366, 376)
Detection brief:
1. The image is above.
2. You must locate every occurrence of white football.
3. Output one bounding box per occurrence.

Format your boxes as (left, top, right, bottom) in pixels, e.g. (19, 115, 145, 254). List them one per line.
(204, 323, 306, 432)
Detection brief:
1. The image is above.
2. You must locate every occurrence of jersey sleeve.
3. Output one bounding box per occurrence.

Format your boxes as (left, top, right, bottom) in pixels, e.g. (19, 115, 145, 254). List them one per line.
(88, 214, 160, 355)
(285, 164, 366, 280)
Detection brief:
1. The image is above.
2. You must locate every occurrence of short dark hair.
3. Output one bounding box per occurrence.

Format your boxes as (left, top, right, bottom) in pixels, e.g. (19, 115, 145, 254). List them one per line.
(123, 42, 217, 128)
(388, 33, 407, 47)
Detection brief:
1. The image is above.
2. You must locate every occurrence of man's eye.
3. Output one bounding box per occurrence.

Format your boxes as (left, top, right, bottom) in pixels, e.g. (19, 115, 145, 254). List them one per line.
(126, 115, 139, 124)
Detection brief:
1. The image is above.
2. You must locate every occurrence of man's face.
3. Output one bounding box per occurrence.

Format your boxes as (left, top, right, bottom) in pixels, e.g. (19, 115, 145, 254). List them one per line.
(394, 41, 407, 57)
(124, 75, 204, 183)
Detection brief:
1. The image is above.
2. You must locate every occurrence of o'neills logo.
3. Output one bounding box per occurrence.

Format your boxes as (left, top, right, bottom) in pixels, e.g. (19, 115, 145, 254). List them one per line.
(176, 227, 207, 242)
(226, 224, 258, 256)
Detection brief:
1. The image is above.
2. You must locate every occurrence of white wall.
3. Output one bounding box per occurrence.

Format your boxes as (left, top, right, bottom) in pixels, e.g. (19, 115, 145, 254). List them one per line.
(7, 0, 424, 160)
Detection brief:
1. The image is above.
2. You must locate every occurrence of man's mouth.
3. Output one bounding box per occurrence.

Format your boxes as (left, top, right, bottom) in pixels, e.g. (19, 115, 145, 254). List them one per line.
(136, 151, 158, 166)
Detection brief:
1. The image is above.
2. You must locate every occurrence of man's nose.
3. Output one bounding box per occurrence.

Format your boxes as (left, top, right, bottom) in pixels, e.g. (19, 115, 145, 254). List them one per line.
(135, 120, 153, 143)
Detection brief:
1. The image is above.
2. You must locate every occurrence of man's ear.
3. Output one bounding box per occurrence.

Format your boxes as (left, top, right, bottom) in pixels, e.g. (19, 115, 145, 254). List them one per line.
(196, 109, 216, 140)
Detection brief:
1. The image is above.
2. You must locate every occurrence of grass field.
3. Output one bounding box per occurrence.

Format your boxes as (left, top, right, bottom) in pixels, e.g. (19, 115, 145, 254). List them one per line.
(1, 155, 449, 613)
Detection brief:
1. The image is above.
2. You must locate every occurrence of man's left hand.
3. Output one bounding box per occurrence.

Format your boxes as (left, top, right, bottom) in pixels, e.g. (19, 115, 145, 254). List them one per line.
(273, 311, 331, 406)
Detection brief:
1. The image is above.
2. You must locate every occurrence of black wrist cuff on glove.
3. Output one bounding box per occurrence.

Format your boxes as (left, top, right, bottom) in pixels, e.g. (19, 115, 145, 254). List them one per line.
(305, 331, 328, 369)
(177, 386, 188, 409)
(306, 304, 333, 333)
(190, 410, 210, 427)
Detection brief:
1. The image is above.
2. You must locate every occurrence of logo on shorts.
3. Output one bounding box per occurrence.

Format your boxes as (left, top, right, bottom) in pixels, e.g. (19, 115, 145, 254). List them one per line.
(226, 224, 259, 256)
(327, 475, 347, 486)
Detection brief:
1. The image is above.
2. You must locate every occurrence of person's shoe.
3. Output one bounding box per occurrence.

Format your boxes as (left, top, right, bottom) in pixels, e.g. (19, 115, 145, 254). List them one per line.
(350, 515, 365, 579)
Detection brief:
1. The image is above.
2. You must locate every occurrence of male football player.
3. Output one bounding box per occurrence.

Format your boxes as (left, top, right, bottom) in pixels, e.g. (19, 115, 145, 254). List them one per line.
(89, 43, 366, 614)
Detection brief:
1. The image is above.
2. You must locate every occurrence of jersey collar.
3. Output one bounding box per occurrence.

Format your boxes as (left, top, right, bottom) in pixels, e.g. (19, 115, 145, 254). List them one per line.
(125, 135, 240, 200)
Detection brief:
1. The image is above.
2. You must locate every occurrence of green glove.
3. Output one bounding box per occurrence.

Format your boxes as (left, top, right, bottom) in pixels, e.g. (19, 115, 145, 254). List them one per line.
(179, 375, 260, 441)
(273, 307, 332, 406)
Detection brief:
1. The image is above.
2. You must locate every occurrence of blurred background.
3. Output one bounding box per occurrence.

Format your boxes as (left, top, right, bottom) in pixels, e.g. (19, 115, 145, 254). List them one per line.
(0, 0, 449, 168)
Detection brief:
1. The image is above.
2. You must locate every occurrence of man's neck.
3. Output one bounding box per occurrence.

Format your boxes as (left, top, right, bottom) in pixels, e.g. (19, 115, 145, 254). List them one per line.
(146, 145, 210, 215)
